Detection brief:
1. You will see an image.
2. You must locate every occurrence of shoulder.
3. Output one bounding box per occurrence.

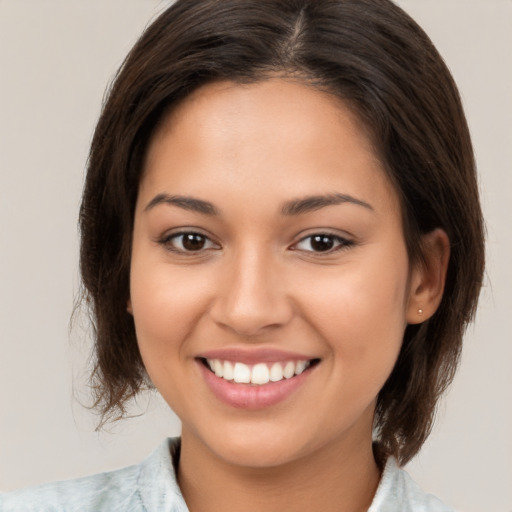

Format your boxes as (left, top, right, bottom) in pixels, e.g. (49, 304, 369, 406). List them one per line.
(369, 458, 455, 512)
(0, 438, 187, 512)
(1, 464, 141, 512)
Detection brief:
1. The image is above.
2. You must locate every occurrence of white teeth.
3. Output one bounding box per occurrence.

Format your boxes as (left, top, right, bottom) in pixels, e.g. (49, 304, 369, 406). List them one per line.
(213, 359, 223, 377)
(205, 358, 313, 385)
(233, 362, 251, 383)
(223, 360, 234, 381)
(251, 363, 270, 385)
(295, 360, 307, 375)
(283, 361, 295, 379)
(269, 362, 284, 382)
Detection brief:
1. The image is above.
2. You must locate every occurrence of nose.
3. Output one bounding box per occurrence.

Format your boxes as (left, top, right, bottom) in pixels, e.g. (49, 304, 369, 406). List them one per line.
(209, 248, 294, 337)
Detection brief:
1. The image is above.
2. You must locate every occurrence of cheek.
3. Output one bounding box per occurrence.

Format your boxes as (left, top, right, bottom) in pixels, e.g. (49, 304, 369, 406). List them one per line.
(129, 259, 211, 362)
(298, 251, 410, 378)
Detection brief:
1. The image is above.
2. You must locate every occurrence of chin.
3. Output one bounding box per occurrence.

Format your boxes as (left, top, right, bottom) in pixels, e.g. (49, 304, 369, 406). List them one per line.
(186, 421, 312, 470)
(215, 438, 303, 469)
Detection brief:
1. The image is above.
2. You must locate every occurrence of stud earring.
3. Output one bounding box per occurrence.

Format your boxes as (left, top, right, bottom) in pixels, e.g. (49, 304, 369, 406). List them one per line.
(418, 308, 423, 316)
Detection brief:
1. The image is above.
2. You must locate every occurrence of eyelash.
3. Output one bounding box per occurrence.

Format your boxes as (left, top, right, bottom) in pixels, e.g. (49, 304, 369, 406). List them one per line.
(158, 231, 219, 253)
(292, 233, 355, 254)
(157, 231, 355, 255)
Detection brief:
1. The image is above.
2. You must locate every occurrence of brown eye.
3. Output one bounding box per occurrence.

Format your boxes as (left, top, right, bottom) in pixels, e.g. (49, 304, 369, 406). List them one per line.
(181, 233, 206, 251)
(294, 233, 354, 253)
(310, 235, 335, 252)
(160, 232, 219, 253)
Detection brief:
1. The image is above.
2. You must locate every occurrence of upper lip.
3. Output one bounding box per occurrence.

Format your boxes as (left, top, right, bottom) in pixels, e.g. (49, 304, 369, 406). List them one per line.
(196, 348, 319, 364)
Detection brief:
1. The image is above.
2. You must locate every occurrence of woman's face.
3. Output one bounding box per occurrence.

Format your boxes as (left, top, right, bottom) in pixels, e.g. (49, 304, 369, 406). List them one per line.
(130, 79, 421, 468)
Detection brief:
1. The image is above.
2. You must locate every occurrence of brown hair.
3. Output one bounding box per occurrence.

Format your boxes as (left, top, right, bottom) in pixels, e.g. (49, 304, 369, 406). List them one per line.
(79, 0, 485, 465)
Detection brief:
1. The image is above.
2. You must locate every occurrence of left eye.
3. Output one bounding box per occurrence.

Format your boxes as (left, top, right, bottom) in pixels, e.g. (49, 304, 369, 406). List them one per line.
(161, 232, 218, 252)
(294, 234, 352, 253)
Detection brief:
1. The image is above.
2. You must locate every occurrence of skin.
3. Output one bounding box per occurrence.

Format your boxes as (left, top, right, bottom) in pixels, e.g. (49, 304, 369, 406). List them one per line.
(128, 79, 449, 512)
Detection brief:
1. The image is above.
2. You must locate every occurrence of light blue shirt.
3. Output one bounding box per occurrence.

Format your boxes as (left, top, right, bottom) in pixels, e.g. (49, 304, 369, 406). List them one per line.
(1, 438, 453, 511)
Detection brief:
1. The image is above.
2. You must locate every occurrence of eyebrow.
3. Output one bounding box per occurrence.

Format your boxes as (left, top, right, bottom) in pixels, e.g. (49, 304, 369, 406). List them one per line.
(144, 192, 374, 216)
(281, 193, 374, 215)
(144, 194, 220, 215)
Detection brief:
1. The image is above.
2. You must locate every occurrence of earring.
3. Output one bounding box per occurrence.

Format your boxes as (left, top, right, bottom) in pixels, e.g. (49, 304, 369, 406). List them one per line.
(418, 308, 423, 316)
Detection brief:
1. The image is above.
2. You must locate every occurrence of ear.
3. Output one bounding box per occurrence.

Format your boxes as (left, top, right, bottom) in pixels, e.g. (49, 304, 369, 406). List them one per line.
(406, 228, 450, 324)
(127, 298, 133, 315)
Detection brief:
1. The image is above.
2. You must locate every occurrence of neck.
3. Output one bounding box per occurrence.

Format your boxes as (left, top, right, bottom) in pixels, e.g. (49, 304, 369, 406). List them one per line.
(177, 428, 380, 512)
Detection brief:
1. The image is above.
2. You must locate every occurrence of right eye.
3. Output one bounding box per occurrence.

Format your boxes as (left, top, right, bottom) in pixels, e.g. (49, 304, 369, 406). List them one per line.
(158, 232, 219, 253)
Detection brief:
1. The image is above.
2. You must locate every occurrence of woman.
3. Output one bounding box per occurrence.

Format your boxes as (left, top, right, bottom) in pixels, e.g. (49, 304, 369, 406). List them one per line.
(1, 0, 485, 510)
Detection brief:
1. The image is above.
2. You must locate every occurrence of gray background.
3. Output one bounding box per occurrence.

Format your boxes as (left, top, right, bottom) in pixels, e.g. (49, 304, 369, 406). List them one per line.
(0, 1, 511, 511)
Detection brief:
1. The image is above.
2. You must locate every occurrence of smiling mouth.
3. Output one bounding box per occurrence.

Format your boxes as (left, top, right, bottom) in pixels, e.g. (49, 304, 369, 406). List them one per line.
(199, 358, 320, 386)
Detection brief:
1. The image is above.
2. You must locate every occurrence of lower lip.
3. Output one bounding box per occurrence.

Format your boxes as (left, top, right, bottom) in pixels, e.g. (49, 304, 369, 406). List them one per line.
(198, 362, 314, 410)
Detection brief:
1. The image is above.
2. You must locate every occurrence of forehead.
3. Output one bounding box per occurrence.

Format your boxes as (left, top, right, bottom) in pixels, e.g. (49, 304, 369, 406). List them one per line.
(153, 78, 375, 157)
(140, 78, 399, 219)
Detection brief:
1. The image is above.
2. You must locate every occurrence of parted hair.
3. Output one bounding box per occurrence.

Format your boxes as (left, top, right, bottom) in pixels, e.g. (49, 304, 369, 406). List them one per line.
(79, 0, 485, 465)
